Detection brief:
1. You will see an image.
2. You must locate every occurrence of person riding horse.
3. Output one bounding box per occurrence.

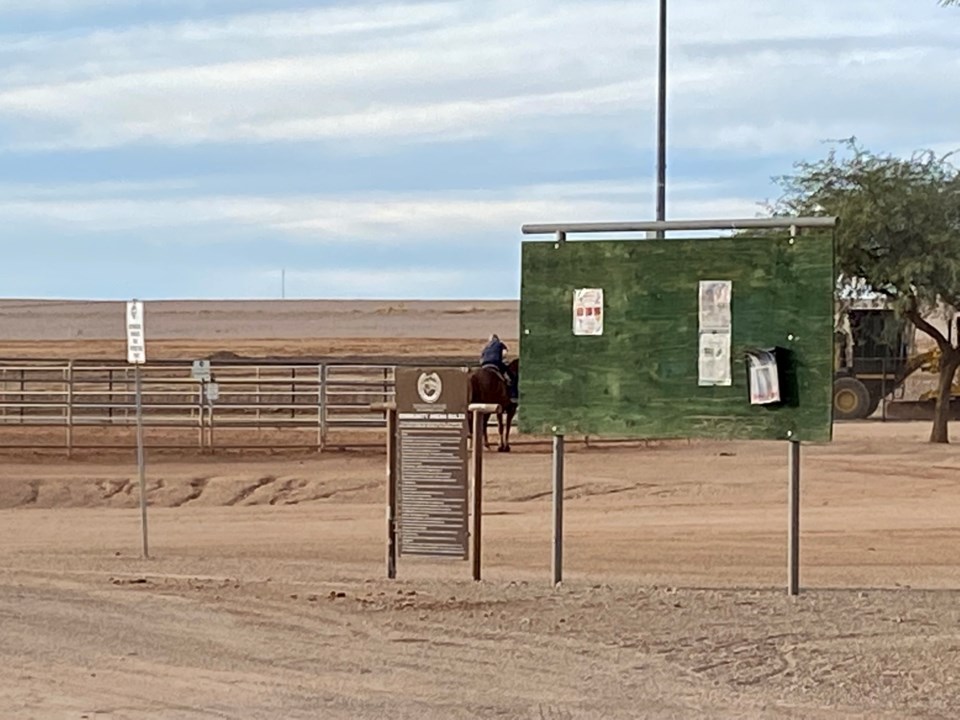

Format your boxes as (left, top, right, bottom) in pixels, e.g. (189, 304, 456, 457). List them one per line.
(480, 334, 517, 400)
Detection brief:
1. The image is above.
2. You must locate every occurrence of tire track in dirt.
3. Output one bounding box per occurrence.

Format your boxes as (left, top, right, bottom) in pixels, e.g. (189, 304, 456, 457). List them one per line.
(99, 479, 132, 501)
(24, 480, 40, 505)
(225, 476, 277, 506)
(310, 481, 380, 501)
(513, 485, 586, 502)
(268, 478, 301, 506)
(171, 477, 211, 507)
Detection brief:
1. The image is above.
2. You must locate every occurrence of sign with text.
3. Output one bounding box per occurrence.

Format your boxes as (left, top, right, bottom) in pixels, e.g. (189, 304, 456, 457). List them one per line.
(125, 300, 146, 365)
(395, 367, 469, 559)
(191, 360, 211, 381)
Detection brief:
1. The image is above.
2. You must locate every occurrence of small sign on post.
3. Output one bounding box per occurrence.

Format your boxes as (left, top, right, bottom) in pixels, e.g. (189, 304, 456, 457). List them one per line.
(126, 299, 149, 560)
(191, 360, 212, 382)
(126, 301, 146, 365)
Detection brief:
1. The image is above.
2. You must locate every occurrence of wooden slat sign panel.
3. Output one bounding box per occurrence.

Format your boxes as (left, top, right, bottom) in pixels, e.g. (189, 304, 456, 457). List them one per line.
(395, 368, 470, 559)
(519, 234, 835, 442)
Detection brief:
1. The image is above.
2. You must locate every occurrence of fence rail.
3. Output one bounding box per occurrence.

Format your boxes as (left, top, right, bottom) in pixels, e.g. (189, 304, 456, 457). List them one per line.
(0, 359, 472, 452)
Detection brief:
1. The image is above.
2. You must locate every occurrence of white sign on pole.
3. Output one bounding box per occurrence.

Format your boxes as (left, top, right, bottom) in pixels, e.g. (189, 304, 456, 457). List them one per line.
(126, 300, 146, 364)
(191, 360, 212, 381)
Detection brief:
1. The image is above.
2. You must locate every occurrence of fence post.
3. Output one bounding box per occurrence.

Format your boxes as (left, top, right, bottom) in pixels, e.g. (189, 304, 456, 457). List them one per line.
(256, 366, 262, 425)
(290, 367, 296, 420)
(318, 363, 328, 452)
(208, 383, 216, 454)
(197, 381, 205, 450)
(65, 360, 74, 457)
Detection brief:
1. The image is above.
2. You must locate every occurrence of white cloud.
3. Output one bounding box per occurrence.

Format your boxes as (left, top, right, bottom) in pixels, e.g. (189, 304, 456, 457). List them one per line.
(0, 0, 956, 154)
(0, 180, 761, 241)
(0, 178, 198, 200)
(0, 0, 135, 12)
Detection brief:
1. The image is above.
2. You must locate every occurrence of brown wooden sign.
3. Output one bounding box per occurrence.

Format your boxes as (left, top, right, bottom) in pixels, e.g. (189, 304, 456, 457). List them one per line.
(394, 367, 469, 559)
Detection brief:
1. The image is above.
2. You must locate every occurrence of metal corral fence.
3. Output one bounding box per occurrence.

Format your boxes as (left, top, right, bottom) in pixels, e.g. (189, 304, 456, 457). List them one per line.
(0, 358, 473, 453)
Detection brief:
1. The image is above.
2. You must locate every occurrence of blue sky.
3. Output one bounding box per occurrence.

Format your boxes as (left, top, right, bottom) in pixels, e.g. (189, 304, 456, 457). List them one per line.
(1, 0, 958, 300)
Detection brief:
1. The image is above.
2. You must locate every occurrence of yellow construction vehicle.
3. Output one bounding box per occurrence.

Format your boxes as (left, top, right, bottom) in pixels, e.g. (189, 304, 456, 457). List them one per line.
(833, 303, 959, 419)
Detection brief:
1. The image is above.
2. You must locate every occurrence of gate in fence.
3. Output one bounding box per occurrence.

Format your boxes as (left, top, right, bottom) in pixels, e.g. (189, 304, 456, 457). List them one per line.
(0, 359, 473, 452)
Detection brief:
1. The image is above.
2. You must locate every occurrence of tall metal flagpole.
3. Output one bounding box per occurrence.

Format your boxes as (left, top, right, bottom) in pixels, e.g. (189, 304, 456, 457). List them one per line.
(655, 0, 667, 238)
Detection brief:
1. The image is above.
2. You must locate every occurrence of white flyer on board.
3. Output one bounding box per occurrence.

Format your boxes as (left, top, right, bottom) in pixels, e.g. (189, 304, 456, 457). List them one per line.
(698, 332, 732, 386)
(698, 280, 732, 332)
(747, 349, 781, 404)
(573, 288, 604, 336)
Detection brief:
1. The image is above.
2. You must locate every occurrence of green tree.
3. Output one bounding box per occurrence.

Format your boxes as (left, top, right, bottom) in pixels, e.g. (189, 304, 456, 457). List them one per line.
(769, 139, 960, 443)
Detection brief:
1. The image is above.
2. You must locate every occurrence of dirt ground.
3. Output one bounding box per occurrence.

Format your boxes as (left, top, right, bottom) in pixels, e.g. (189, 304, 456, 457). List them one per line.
(0, 299, 519, 360)
(1, 299, 959, 718)
(1, 421, 959, 719)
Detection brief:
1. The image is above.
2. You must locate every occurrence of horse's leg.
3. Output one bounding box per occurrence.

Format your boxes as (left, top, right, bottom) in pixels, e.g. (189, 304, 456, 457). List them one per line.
(482, 413, 491, 450)
(503, 405, 516, 452)
(496, 409, 506, 452)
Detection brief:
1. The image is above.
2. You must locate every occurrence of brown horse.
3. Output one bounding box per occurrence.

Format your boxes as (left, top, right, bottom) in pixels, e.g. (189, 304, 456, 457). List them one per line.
(468, 358, 519, 452)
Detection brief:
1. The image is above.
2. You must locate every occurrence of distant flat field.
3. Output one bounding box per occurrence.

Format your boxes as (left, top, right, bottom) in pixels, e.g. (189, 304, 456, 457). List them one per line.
(0, 299, 520, 359)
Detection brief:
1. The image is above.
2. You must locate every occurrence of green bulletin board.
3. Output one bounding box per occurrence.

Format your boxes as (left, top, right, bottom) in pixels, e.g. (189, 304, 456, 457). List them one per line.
(518, 233, 835, 442)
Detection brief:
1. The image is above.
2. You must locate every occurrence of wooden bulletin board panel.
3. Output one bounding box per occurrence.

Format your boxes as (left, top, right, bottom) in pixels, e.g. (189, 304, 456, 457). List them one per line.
(518, 233, 835, 442)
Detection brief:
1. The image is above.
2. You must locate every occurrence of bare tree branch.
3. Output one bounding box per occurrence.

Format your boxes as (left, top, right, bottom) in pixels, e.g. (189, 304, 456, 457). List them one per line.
(905, 305, 950, 351)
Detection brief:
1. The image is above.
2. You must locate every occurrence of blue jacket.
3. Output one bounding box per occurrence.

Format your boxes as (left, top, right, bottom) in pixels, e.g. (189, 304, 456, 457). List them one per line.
(480, 337, 507, 367)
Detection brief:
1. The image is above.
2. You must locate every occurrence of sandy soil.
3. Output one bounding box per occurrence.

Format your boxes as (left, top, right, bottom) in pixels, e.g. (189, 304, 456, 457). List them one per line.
(0, 299, 518, 360)
(1, 299, 958, 718)
(1, 422, 959, 719)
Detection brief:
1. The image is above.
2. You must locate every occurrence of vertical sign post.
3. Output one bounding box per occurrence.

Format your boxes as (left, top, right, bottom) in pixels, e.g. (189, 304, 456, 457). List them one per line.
(467, 403, 498, 582)
(126, 300, 149, 559)
(552, 433, 565, 587)
(385, 404, 398, 579)
(788, 440, 801, 596)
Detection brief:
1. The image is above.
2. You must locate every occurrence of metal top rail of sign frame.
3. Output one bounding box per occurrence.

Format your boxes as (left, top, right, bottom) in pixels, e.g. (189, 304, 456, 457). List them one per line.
(521, 217, 839, 239)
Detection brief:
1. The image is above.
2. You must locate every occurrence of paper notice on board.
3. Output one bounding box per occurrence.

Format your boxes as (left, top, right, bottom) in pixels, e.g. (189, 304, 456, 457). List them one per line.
(698, 332, 732, 386)
(573, 288, 604, 336)
(699, 280, 732, 332)
(747, 350, 781, 404)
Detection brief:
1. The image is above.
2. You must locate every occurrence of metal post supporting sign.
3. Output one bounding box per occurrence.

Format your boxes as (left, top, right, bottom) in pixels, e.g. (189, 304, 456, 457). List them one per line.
(468, 403, 499, 582)
(552, 434, 565, 587)
(788, 440, 801, 596)
(126, 300, 149, 559)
